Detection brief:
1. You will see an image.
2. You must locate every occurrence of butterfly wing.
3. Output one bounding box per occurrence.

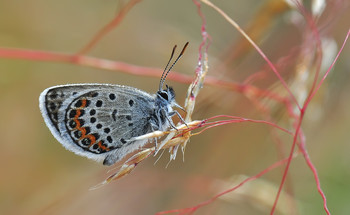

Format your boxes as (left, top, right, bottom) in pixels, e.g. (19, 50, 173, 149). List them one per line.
(39, 84, 156, 165)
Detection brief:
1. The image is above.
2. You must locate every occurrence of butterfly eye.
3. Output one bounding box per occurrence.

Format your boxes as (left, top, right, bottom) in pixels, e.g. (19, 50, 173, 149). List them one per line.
(159, 91, 169, 100)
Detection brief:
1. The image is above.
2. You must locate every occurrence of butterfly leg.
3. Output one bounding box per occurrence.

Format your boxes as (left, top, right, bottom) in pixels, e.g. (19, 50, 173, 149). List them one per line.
(150, 122, 159, 151)
(161, 109, 177, 130)
(171, 110, 189, 128)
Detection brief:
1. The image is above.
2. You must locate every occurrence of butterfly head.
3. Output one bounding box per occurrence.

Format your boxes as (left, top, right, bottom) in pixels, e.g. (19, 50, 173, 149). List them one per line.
(157, 85, 176, 104)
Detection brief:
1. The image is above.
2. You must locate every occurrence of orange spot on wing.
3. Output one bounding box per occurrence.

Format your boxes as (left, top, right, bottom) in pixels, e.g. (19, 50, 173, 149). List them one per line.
(81, 99, 87, 108)
(72, 99, 88, 139)
(87, 134, 96, 146)
(98, 141, 110, 151)
(71, 98, 109, 151)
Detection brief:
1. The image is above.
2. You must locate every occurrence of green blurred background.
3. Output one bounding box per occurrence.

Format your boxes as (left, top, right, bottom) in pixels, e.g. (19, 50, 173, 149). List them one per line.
(0, 0, 350, 214)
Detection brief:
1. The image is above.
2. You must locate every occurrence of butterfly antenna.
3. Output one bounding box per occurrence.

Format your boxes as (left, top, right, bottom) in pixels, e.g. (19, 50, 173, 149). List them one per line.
(159, 42, 189, 91)
(159, 45, 177, 91)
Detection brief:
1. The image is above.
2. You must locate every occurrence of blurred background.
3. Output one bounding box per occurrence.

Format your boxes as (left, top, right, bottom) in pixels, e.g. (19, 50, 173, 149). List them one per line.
(0, 0, 349, 214)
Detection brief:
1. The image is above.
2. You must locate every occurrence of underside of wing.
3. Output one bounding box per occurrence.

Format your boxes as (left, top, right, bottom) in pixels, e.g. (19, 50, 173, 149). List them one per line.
(39, 84, 156, 164)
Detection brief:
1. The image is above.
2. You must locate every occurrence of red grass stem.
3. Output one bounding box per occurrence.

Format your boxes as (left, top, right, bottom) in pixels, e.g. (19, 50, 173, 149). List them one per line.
(77, 0, 143, 55)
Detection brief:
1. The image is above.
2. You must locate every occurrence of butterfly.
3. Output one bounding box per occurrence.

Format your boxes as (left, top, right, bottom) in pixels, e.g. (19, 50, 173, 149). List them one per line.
(39, 42, 188, 165)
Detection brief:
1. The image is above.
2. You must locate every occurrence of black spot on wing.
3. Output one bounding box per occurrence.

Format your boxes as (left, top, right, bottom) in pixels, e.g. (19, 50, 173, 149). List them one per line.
(90, 109, 96, 115)
(81, 138, 91, 146)
(96, 100, 103, 107)
(75, 100, 82, 108)
(112, 109, 117, 121)
(48, 102, 57, 111)
(104, 128, 110, 133)
(74, 130, 82, 139)
(69, 120, 76, 128)
(92, 133, 100, 140)
(107, 136, 113, 143)
(52, 113, 58, 121)
(88, 91, 98, 97)
(109, 93, 116, 100)
(69, 110, 76, 118)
